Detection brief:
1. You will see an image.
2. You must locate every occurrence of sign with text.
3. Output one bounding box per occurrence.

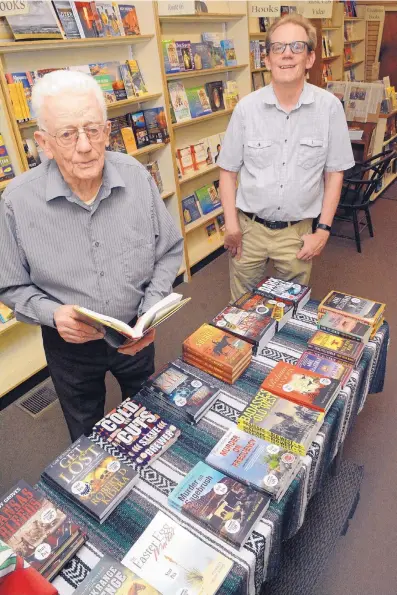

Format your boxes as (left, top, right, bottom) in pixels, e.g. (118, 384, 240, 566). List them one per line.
(365, 5, 385, 22)
(0, 0, 28, 17)
(302, 1, 333, 19)
(248, 2, 281, 17)
(157, 1, 195, 16)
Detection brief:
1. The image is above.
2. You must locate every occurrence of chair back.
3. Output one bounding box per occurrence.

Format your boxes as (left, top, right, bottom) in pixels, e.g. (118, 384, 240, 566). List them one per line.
(341, 150, 396, 207)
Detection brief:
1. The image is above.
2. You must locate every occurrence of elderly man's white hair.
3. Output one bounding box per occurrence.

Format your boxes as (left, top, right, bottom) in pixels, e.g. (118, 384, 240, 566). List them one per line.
(32, 69, 107, 129)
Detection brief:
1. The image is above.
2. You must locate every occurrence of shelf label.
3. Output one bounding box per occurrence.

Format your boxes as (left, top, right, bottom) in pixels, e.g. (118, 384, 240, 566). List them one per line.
(248, 2, 281, 17)
(157, 1, 196, 15)
(302, 1, 333, 19)
(365, 6, 385, 21)
(0, 1, 28, 16)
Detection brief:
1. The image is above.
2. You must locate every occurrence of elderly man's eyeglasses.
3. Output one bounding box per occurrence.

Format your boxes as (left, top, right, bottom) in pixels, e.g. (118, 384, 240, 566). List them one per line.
(270, 41, 309, 54)
(42, 125, 106, 147)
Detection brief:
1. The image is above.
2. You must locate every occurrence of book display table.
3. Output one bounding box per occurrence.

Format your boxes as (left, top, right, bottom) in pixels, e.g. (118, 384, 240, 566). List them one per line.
(40, 301, 388, 595)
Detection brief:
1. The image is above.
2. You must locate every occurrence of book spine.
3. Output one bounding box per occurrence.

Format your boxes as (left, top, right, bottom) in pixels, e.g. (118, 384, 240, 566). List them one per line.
(307, 345, 356, 365)
(70, 2, 86, 38)
(182, 355, 236, 383)
(316, 323, 362, 342)
(318, 306, 384, 327)
(237, 419, 306, 456)
(182, 346, 234, 375)
(113, 3, 126, 36)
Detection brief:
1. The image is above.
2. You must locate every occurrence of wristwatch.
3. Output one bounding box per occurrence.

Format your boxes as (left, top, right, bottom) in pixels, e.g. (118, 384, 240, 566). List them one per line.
(316, 223, 332, 233)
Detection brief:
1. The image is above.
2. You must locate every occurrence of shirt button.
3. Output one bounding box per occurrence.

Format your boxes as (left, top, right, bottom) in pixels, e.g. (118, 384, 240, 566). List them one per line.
(283, 162, 286, 165)
(287, 116, 290, 120)
(285, 139, 287, 143)
(95, 241, 99, 247)
(106, 300, 109, 305)
(278, 207, 281, 210)
(280, 185, 283, 188)
(100, 271, 104, 277)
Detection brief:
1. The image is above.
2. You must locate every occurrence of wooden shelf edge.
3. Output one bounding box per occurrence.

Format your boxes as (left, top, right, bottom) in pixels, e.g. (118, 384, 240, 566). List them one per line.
(251, 67, 269, 73)
(166, 64, 247, 81)
(323, 55, 341, 62)
(189, 236, 225, 267)
(159, 13, 245, 23)
(130, 143, 165, 158)
(380, 109, 397, 119)
(344, 61, 364, 69)
(161, 190, 174, 200)
(0, 318, 19, 335)
(185, 206, 223, 234)
(371, 172, 397, 201)
(179, 164, 219, 185)
(173, 108, 233, 130)
(0, 34, 153, 53)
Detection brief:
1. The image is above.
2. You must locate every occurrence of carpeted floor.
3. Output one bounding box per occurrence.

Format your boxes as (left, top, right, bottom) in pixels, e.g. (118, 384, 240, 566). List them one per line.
(1, 182, 397, 595)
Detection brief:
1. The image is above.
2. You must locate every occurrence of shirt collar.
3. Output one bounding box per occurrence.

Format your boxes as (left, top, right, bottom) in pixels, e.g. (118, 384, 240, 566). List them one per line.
(45, 152, 126, 202)
(262, 82, 315, 110)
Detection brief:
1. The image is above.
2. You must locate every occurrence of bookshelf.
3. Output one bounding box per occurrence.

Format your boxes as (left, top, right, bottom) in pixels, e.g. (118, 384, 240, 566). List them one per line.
(370, 109, 397, 201)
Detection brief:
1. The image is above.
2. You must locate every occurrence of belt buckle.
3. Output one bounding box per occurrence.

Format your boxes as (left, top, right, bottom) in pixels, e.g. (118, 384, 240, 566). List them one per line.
(267, 221, 278, 230)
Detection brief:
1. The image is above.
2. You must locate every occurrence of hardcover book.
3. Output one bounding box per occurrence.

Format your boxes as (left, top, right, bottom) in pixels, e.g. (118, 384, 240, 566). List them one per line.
(220, 39, 237, 66)
(195, 183, 220, 214)
(255, 277, 311, 311)
(168, 81, 191, 122)
(205, 427, 301, 500)
(92, 397, 181, 466)
(121, 511, 233, 595)
(6, 1, 63, 40)
(42, 436, 138, 522)
(318, 291, 385, 326)
(307, 330, 365, 365)
(211, 305, 276, 355)
(233, 291, 294, 330)
(162, 39, 180, 74)
(297, 350, 353, 387)
(126, 59, 148, 96)
(182, 194, 202, 225)
(118, 4, 140, 35)
(237, 388, 324, 455)
(205, 81, 225, 112)
(168, 461, 270, 547)
(190, 42, 212, 70)
(53, 1, 81, 39)
(185, 85, 212, 118)
(175, 40, 195, 71)
(74, 554, 160, 594)
(261, 362, 340, 413)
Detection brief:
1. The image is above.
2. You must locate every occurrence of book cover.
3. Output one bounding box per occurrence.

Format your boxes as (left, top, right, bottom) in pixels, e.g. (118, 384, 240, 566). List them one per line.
(206, 133, 222, 163)
(162, 40, 180, 74)
(317, 310, 372, 343)
(307, 330, 364, 364)
(126, 59, 148, 97)
(53, 1, 81, 39)
(42, 436, 138, 521)
(211, 305, 276, 352)
(92, 397, 181, 467)
(182, 194, 202, 224)
(237, 388, 324, 456)
(143, 362, 218, 421)
(5, 72, 35, 119)
(168, 461, 270, 547)
(0, 135, 15, 180)
(205, 81, 225, 112)
(146, 161, 163, 193)
(177, 146, 195, 176)
(190, 42, 212, 70)
(23, 138, 41, 169)
(143, 108, 163, 144)
(74, 554, 160, 594)
(195, 183, 220, 214)
(73, 2, 100, 37)
(255, 276, 311, 309)
(208, 43, 226, 68)
(220, 39, 237, 66)
(319, 291, 385, 326)
(95, 2, 123, 37)
(182, 323, 252, 373)
(233, 291, 294, 329)
(129, 110, 150, 148)
(261, 362, 340, 413)
(121, 511, 233, 595)
(154, 106, 169, 143)
(185, 85, 212, 118)
(108, 125, 127, 154)
(118, 63, 135, 98)
(175, 40, 195, 71)
(297, 350, 353, 387)
(89, 62, 127, 100)
(198, 137, 214, 166)
(118, 4, 140, 35)
(0, 480, 82, 574)
(205, 427, 301, 500)
(6, 1, 63, 40)
(94, 74, 117, 104)
(168, 81, 191, 122)
(0, 302, 13, 322)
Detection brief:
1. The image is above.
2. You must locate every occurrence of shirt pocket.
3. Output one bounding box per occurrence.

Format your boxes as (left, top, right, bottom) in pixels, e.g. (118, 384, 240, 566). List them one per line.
(244, 139, 273, 169)
(121, 238, 154, 286)
(297, 138, 325, 170)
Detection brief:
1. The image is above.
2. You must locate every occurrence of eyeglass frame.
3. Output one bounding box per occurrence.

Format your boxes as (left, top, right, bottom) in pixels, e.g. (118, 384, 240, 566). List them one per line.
(40, 124, 108, 147)
(267, 40, 313, 54)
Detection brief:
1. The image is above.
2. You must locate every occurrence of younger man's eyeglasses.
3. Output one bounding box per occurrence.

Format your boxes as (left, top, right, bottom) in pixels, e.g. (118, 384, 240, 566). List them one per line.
(270, 41, 310, 54)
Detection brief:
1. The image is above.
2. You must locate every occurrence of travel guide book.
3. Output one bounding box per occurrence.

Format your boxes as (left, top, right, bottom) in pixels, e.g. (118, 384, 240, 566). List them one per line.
(237, 388, 324, 456)
(74, 292, 190, 348)
(175, 40, 195, 71)
(195, 183, 221, 214)
(6, 1, 63, 40)
(297, 350, 353, 387)
(210, 305, 276, 355)
(182, 194, 202, 225)
(53, 1, 82, 39)
(261, 362, 341, 413)
(121, 511, 233, 595)
(307, 330, 365, 365)
(142, 362, 219, 423)
(0, 480, 84, 579)
(205, 427, 301, 501)
(92, 397, 181, 466)
(318, 291, 385, 326)
(168, 81, 191, 122)
(317, 311, 372, 343)
(168, 461, 270, 548)
(74, 554, 160, 594)
(185, 85, 213, 118)
(42, 436, 138, 523)
(255, 277, 311, 311)
(233, 291, 294, 330)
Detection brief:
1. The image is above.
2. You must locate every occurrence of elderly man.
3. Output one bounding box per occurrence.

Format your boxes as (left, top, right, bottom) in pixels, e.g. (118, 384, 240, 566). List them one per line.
(218, 14, 355, 301)
(0, 70, 183, 441)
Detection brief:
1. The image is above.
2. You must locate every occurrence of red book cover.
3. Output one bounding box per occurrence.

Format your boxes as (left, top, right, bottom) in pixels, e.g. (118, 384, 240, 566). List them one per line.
(211, 305, 275, 346)
(261, 362, 340, 412)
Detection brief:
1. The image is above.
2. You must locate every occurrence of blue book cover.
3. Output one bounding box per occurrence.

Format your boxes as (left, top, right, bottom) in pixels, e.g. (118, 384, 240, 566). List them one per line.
(182, 194, 202, 224)
(220, 39, 237, 66)
(168, 461, 270, 547)
(195, 184, 220, 215)
(162, 40, 180, 74)
(297, 351, 352, 386)
(190, 42, 212, 70)
(185, 85, 212, 118)
(205, 427, 301, 500)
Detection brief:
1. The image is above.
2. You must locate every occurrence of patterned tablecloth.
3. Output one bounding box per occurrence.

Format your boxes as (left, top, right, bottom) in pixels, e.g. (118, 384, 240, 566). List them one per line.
(45, 301, 389, 595)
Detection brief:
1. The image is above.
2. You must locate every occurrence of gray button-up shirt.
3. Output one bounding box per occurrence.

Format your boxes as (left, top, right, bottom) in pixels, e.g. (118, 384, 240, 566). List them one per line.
(0, 151, 183, 328)
(217, 82, 355, 221)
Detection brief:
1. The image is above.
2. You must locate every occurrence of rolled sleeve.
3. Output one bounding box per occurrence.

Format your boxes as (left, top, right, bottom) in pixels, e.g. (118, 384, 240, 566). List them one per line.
(325, 97, 355, 172)
(217, 103, 244, 173)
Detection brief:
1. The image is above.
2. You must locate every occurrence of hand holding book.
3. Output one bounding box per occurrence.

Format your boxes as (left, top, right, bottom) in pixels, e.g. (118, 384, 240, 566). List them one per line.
(54, 304, 105, 343)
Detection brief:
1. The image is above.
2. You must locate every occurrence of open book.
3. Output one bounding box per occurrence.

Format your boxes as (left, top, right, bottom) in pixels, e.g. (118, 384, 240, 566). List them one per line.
(74, 293, 190, 348)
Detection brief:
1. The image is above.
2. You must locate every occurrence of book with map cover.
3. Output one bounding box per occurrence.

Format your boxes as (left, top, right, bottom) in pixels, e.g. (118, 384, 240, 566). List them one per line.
(237, 388, 324, 455)
(168, 461, 270, 547)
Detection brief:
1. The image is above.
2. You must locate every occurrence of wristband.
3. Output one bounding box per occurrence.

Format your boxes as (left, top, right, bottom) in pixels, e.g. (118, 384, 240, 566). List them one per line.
(316, 223, 331, 233)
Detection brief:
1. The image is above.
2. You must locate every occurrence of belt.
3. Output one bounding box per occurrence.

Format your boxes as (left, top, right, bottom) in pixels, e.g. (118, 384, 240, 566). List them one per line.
(242, 211, 301, 230)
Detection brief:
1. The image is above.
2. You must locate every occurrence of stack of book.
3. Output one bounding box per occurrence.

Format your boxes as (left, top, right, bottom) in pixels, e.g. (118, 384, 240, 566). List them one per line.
(0, 480, 85, 580)
(233, 291, 294, 332)
(168, 79, 239, 124)
(168, 460, 271, 548)
(182, 323, 253, 384)
(177, 132, 224, 177)
(255, 276, 311, 312)
(91, 397, 181, 466)
(42, 436, 138, 523)
(318, 291, 385, 338)
(162, 36, 237, 74)
(250, 39, 267, 69)
(108, 106, 169, 154)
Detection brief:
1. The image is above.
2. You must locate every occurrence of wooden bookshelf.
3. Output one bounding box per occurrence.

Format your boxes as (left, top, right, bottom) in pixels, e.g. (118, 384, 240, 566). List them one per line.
(166, 64, 248, 81)
(249, 32, 266, 39)
(173, 108, 234, 130)
(161, 190, 174, 200)
(130, 143, 165, 158)
(344, 60, 364, 69)
(323, 54, 342, 62)
(185, 206, 223, 234)
(344, 39, 365, 45)
(0, 35, 154, 54)
(159, 13, 245, 23)
(179, 163, 219, 185)
(189, 235, 224, 267)
(0, 318, 19, 336)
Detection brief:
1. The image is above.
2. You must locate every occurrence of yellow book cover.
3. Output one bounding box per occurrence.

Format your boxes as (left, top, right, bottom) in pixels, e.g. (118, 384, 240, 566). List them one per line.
(0, 302, 14, 322)
(16, 81, 30, 120)
(120, 127, 137, 153)
(8, 83, 23, 121)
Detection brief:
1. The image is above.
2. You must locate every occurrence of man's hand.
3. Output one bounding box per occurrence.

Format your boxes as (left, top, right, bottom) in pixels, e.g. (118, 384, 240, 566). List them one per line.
(296, 230, 330, 261)
(117, 329, 156, 356)
(224, 222, 242, 260)
(54, 305, 104, 343)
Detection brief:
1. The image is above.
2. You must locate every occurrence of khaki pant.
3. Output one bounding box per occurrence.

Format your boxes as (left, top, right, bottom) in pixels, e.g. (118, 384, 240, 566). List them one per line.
(230, 211, 313, 302)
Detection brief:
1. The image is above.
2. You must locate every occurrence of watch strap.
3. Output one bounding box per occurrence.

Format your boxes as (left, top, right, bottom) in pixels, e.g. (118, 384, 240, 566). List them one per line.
(316, 223, 331, 233)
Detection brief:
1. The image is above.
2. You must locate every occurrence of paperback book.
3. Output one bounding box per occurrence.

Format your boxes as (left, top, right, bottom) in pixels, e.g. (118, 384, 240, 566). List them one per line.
(307, 330, 365, 365)
(211, 305, 276, 355)
(175, 40, 195, 71)
(92, 397, 181, 466)
(93, 74, 117, 104)
(118, 4, 140, 35)
(220, 39, 237, 66)
(168, 81, 191, 122)
(126, 58, 148, 96)
(261, 362, 341, 413)
(118, 63, 135, 97)
(317, 310, 373, 343)
(129, 110, 150, 148)
(318, 291, 385, 327)
(121, 511, 233, 595)
(53, 1, 81, 39)
(185, 85, 212, 118)
(195, 183, 221, 214)
(89, 62, 127, 100)
(162, 39, 180, 74)
(23, 138, 41, 169)
(177, 146, 195, 176)
(73, 2, 101, 38)
(95, 2, 123, 37)
(237, 388, 324, 455)
(205, 427, 301, 501)
(297, 350, 353, 387)
(233, 291, 294, 331)
(255, 277, 311, 311)
(143, 108, 164, 144)
(205, 81, 225, 112)
(191, 42, 212, 70)
(42, 436, 138, 523)
(168, 461, 270, 547)
(182, 194, 202, 225)
(6, 1, 63, 40)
